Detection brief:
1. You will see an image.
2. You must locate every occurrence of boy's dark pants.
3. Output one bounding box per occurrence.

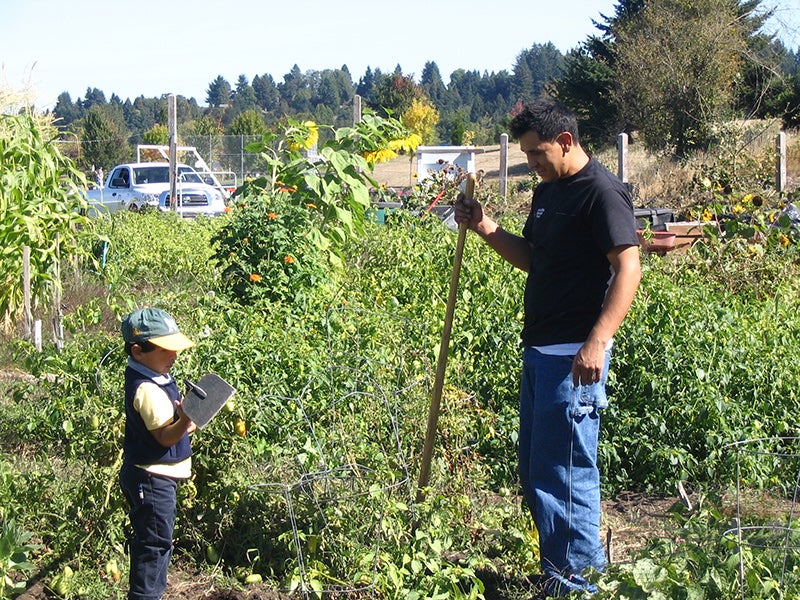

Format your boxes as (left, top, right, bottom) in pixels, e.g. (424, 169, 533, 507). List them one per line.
(120, 464, 178, 600)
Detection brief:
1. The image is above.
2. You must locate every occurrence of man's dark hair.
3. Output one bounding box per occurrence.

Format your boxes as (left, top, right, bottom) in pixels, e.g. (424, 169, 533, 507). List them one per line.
(509, 97, 580, 145)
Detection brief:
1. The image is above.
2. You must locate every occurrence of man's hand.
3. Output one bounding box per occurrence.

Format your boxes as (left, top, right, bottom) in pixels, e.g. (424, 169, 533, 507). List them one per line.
(572, 339, 606, 387)
(453, 192, 485, 231)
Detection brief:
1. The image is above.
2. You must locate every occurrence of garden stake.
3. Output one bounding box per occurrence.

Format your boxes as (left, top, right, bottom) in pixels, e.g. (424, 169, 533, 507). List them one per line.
(416, 173, 476, 503)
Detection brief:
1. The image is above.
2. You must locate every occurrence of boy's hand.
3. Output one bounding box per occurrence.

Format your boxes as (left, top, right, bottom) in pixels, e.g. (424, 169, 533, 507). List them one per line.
(176, 401, 197, 434)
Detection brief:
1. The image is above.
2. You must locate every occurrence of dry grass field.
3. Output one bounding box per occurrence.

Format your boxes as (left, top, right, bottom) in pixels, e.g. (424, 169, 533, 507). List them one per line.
(371, 144, 532, 190)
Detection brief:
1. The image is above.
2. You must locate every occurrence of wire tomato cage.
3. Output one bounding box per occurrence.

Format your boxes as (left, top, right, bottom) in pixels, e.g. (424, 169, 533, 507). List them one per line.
(248, 307, 430, 597)
(723, 437, 800, 598)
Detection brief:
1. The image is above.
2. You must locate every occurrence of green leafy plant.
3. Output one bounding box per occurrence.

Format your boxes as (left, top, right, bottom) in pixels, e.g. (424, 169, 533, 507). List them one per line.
(0, 112, 95, 330)
(592, 495, 797, 599)
(212, 192, 328, 306)
(238, 113, 420, 262)
(0, 517, 38, 598)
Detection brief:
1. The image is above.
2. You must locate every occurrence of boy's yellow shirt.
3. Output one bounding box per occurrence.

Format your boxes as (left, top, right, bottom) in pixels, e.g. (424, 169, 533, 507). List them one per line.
(132, 381, 192, 479)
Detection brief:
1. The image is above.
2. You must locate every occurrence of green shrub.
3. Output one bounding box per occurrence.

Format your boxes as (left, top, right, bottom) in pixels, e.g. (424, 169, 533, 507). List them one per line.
(212, 193, 329, 306)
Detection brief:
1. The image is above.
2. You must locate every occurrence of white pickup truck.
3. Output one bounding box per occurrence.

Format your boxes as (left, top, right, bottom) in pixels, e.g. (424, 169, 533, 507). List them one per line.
(85, 162, 228, 217)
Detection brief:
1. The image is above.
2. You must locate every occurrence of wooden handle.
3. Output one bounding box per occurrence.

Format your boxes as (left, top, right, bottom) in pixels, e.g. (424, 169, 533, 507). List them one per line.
(416, 173, 476, 499)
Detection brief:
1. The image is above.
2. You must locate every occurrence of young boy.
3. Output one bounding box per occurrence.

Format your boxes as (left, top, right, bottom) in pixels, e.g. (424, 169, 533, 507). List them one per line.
(119, 307, 196, 600)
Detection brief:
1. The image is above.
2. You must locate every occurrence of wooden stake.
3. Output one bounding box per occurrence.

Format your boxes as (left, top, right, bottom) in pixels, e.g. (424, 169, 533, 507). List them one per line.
(416, 174, 475, 500)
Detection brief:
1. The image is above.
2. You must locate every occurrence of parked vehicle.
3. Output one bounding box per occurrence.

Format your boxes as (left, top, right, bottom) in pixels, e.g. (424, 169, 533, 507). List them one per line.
(85, 162, 228, 217)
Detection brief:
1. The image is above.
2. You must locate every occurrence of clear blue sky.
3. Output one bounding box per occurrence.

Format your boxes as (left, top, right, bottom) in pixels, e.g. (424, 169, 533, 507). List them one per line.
(1, 0, 798, 110)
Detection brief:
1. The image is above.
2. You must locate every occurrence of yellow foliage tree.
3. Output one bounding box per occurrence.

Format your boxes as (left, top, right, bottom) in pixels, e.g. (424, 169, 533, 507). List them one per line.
(401, 98, 439, 145)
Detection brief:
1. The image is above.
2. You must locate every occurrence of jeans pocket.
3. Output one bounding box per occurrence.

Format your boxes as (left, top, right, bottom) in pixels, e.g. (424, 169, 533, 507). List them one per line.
(570, 383, 608, 418)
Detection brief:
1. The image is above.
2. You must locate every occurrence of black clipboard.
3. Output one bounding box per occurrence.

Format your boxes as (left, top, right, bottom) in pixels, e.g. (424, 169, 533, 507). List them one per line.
(182, 373, 236, 429)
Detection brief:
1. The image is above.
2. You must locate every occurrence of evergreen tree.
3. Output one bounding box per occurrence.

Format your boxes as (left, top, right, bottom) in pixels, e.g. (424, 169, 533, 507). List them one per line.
(279, 65, 313, 113)
(206, 75, 232, 107)
(52, 92, 83, 129)
(420, 61, 449, 109)
(175, 95, 202, 122)
(549, 0, 644, 149)
(512, 43, 565, 104)
(769, 48, 800, 127)
(80, 87, 107, 110)
(730, 1, 784, 119)
(317, 69, 353, 109)
(356, 66, 382, 107)
(551, 42, 622, 150)
(231, 75, 258, 113)
(448, 69, 482, 107)
(252, 73, 280, 112)
(81, 105, 130, 170)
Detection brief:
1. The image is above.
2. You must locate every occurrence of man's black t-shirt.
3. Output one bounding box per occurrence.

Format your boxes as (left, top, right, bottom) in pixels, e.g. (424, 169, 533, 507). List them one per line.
(520, 158, 638, 346)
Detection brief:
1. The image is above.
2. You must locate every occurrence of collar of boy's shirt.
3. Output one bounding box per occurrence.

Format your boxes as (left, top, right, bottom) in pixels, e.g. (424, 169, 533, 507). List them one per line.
(127, 356, 173, 387)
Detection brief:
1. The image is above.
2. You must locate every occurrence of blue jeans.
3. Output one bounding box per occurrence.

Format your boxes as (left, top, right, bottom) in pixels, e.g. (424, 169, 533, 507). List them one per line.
(519, 347, 610, 596)
(120, 464, 178, 600)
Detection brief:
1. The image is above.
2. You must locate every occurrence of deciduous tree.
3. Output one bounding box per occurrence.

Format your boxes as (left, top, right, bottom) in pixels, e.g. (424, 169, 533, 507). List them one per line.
(613, 0, 747, 156)
(227, 109, 267, 136)
(402, 97, 439, 144)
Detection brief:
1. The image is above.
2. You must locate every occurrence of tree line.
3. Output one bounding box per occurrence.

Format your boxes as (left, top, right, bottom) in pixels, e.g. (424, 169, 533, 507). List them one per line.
(49, 0, 800, 172)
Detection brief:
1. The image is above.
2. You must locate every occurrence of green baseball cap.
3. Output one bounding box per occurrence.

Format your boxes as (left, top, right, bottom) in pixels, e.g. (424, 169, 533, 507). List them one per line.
(121, 307, 195, 351)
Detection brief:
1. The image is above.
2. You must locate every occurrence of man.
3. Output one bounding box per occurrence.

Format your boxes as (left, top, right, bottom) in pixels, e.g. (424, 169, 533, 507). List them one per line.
(454, 97, 641, 596)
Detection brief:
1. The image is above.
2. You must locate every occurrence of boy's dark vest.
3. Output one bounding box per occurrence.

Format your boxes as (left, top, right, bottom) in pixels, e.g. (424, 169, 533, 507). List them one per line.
(123, 367, 192, 466)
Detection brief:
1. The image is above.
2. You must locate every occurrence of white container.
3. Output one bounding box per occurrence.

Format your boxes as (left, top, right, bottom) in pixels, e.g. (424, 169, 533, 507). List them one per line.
(415, 146, 482, 183)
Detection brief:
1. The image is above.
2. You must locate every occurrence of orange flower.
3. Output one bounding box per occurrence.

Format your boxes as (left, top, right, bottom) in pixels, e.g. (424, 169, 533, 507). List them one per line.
(284, 255, 295, 264)
(267, 212, 278, 219)
(275, 180, 296, 193)
(305, 203, 318, 209)
(224, 206, 233, 213)
(249, 273, 262, 282)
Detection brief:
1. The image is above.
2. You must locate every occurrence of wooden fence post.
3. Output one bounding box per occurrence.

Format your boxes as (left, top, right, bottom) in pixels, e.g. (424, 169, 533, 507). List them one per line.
(776, 131, 787, 193)
(499, 133, 509, 199)
(34, 320, 42, 352)
(53, 233, 64, 352)
(168, 94, 177, 211)
(353, 94, 362, 125)
(23, 246, 32, 341)
(617, 133, 629, 184)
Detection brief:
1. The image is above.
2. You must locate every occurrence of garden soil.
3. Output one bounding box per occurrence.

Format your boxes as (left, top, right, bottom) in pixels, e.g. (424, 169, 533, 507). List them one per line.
(13, 492, 685, 600)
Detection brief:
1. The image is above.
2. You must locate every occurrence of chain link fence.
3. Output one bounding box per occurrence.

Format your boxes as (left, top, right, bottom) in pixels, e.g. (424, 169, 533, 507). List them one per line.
(55, 135, 267, 185)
